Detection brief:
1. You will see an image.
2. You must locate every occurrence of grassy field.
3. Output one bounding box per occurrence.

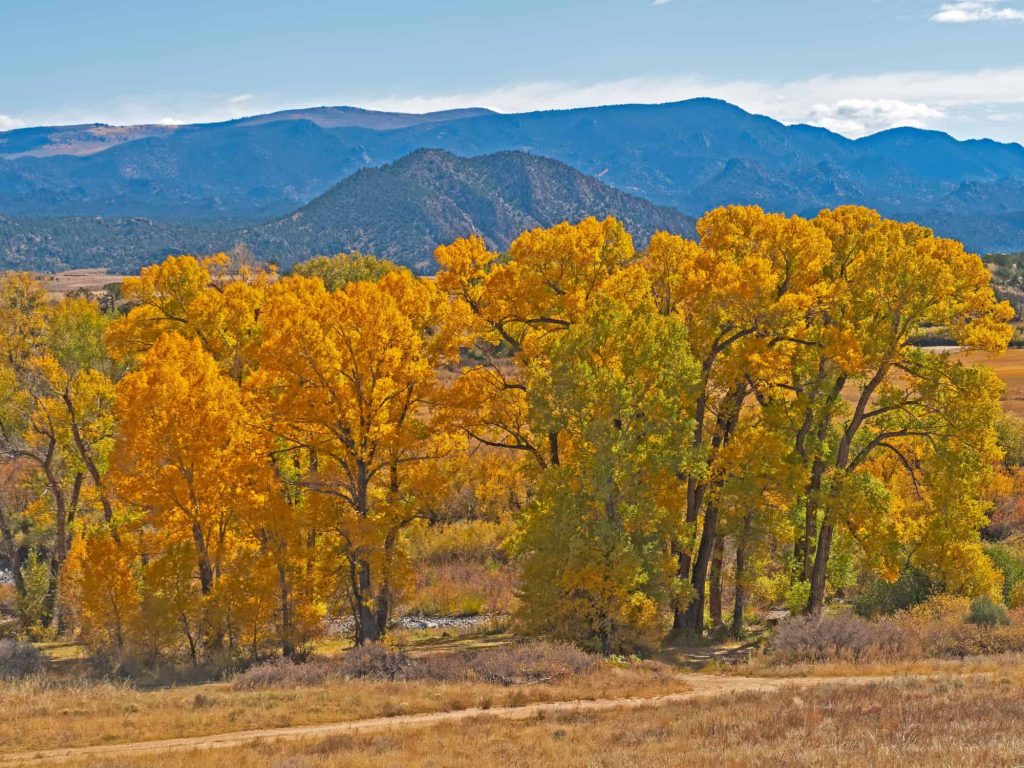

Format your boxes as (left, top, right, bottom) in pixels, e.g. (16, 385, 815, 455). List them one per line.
(37, 268, 128, 299)
(0, 654, 682, 754)
(34, 673, 1024, 768)
(954, 348, 1024, 415)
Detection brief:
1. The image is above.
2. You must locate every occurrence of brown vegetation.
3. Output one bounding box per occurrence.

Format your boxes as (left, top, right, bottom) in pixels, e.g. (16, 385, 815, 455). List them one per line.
(0, 647, 679, 754)
(35, 674, 1024, 768)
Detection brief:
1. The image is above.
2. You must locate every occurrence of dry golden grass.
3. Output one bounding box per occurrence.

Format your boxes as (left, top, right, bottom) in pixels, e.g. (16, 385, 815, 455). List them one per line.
(740, 650, 1024, 679)
(953, 348, 1024, 415)
(834, 348, 1024, 415)
(0, 660, 681, 754)
(45, 674, 1024, 768)
(37, 268, 128, 299)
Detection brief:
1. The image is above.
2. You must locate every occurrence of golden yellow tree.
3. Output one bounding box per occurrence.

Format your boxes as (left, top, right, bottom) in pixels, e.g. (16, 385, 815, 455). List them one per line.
(436, 218, 634, 469)
(641, 206, 829, 634)
(110, 333, 264, 597)
(250, 272, 461, 644)
(105, 253, 271, 379)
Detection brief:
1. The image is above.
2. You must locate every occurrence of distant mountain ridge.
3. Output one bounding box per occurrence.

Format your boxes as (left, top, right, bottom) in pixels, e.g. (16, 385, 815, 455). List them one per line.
(0, 150, 695, 272)
(3, 98, 1024, 263)
(243, 149, 696, 271)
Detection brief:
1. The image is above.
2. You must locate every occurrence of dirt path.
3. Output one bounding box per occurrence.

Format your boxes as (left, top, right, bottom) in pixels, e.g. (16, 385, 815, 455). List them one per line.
(0, 673, 961, 765)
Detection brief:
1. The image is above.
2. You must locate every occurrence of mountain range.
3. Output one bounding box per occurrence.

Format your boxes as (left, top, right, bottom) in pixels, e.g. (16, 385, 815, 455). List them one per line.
(3, 98, 1024, 270)
(0, 150, 695, 272)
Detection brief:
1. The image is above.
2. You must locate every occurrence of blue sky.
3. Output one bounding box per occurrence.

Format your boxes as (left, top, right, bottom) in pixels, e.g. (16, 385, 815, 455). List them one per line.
(2, 0, 1024, 141)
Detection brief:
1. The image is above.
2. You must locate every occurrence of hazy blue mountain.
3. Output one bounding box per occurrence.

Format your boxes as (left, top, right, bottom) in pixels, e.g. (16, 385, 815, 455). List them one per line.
(229, 106, 495, 131)
(3, 98, 1024, 260)
(0, 150, 695, 272)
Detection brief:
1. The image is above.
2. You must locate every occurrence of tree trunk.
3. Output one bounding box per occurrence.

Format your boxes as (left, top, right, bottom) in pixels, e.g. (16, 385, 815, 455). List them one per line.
(732, 536, 747, 638)
(808, 522, 833, 614)
(680, 382, 745, 635)
(276, 555, 294, 658)
(709, 535, 725, 628)
(355, 560, 383, 645)
(192, 522, 214, 595)
(681, 502, 719, 635)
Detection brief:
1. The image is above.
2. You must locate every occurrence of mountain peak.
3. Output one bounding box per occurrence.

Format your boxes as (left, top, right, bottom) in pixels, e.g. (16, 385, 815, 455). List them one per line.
(247, 149, 696, 272)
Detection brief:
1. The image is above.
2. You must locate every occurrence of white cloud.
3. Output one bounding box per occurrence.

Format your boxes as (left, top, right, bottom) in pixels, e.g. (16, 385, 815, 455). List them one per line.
(227, 93, 254, 104)
(652, 0, 672, 5)
(932, 1, 1024, 22)
(0, 115, 26, 131)
(807, 99, 946, 135)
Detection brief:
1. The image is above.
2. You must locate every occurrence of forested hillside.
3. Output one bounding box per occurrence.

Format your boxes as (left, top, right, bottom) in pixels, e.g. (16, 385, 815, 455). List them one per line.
(243, 149, 696, 270)
(0, 150, 695, 272)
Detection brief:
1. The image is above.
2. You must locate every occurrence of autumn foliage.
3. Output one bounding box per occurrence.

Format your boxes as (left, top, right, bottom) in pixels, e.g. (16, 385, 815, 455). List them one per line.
(0, 205, 1016, 663)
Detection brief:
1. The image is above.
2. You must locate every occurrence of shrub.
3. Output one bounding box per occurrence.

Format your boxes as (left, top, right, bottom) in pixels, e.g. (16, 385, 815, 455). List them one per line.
(18, 551, 51, 633)
(233, 640, 599, 690)
(232, 658, 330, 690)
(768, 614, 919, 663)
(917, 623, 1024, 657)
(408, 520, 510, 566)
(905, 594, 972, 624)
(0, 639, 42, 679)
(404, 562, 513, 617)
(1010, 580, 1024, 609)
(337, 644, 410, 681)
(853, 568, 934, 618)
(783, 580, 810, 616)
(984, 544, 1024, 603)
(462, 641, 596, 685)
(967, 595, 1011, 627)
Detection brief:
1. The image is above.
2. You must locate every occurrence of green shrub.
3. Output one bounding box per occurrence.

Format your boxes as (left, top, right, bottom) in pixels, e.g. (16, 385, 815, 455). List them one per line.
(783, 580, 810, 615)
(853, 568, 934, 618)
(18, 550, 51, 633)
(967, 595, 1010, 627)
(984, 543, 1024, 603)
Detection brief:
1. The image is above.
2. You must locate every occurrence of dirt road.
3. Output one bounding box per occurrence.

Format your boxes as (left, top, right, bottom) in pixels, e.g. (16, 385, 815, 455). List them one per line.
(0, 673, 957, 765)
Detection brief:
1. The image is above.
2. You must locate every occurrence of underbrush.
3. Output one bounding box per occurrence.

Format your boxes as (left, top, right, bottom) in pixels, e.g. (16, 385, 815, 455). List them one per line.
(402, 520, 517, 616)
(0, 638, 42, 679)
(233, 640, 597, 690)
(764, 595, 1024, 666)
(767, 614, 916, 663)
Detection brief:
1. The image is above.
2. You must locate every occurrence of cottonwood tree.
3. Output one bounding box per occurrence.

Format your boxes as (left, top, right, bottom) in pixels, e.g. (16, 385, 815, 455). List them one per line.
(516, 268, 699, 652)
(777, 207, 1013, 612)
(641, 206, 829, 635)
(110, 333, 264, 597)
(0, 279, 117, 629)
(250, 271, 462, 644)
(435, 218, 634, 469)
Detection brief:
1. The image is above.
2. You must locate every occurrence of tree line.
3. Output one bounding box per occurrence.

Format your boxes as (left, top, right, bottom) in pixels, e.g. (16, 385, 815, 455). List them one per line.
(0, 205, 1015, 661)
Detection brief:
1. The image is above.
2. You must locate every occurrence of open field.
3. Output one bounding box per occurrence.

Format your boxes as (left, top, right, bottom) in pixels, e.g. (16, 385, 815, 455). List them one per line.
(836, 347, 1024, 415)
(9, 672, 1022, 768)
(954, 348, 1024, 415)
(36, 268, 128, 298)
(0, 653, 681, 755)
